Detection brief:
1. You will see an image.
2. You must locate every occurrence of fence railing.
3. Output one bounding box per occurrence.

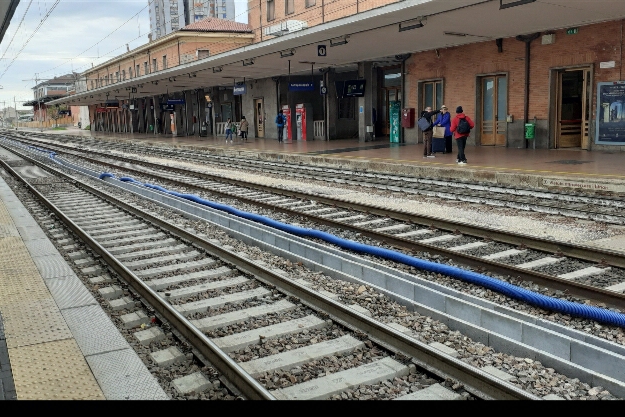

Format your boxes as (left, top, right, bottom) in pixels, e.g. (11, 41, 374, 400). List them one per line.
(17, 116, 74, 129)
(314, 120, 325, 140)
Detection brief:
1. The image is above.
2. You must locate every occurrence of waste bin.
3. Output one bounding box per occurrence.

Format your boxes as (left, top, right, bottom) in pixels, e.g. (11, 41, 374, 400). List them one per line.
(524, 123, 535, 140)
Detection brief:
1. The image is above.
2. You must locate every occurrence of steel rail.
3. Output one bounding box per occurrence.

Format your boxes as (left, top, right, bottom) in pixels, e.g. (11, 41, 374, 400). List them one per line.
(8, 138, 625, 308)
(0, 157, 276, 401)
(0, 144, 540, 400)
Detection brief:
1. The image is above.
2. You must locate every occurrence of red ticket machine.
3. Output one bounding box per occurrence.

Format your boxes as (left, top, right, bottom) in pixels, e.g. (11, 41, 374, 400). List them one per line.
(281, 105, 292, 141)
(295, 103, 313, 141)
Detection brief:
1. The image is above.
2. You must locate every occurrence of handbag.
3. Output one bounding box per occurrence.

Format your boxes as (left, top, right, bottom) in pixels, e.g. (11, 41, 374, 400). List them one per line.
(417, 117, 431, 131)
(432, 126, 445, 138)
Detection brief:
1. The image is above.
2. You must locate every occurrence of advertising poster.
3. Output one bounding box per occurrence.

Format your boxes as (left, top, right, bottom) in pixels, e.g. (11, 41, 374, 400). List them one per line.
(389, 101, 401, 143)
(596, 81, 625, 145)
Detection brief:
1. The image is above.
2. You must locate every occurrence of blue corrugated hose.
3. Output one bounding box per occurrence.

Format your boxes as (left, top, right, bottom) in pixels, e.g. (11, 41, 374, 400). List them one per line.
(90, 172, 625, 328)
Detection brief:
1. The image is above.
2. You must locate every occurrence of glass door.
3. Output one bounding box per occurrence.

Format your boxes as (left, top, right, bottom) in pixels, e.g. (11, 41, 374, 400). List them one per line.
(254, 98, 264, 138)
(480, 75, 507, 146)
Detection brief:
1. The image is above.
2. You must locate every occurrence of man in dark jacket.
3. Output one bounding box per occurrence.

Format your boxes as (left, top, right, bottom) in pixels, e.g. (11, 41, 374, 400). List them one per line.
(421, 107, 441, 157)
(450, 106, 475, 165)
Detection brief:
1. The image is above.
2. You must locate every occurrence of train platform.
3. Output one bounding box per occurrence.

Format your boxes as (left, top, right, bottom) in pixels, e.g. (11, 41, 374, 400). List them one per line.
(0, 171, 167, 400)
(16, 127, 625, 195)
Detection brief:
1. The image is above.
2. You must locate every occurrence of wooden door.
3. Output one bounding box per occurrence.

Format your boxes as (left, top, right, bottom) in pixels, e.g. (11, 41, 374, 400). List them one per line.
(254, 98, 264, 138)
(480, 75, 507, 146)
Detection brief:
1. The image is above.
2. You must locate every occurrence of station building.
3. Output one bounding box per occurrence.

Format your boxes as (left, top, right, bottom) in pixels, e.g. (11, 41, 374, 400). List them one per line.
(53, 0, 625, 152)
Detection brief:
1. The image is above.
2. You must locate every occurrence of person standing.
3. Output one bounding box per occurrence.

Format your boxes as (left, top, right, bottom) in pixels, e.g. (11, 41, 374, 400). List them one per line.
(239, 115, 249, 142)
(275, 109, 286, 142)
(450, 106, 475, 165)
(225, 118, 233, 142)
(433, 105, 452, 154)
(420, 106, 441, 157)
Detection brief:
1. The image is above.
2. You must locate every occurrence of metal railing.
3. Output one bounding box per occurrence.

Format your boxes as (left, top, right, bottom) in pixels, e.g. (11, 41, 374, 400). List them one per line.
(314, 120, 325, 140)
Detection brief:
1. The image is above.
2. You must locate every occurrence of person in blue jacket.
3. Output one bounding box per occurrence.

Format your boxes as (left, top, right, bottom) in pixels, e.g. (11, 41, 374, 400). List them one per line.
(433, 104, 452, 154)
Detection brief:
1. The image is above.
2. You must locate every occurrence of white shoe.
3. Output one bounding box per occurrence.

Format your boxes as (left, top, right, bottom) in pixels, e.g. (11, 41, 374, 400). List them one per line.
(427, 155, 435, 158)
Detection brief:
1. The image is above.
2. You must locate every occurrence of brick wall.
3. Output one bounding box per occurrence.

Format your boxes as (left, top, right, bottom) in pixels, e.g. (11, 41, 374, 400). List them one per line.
(248, 0, 399, 42)
(406, 20, 624, 125)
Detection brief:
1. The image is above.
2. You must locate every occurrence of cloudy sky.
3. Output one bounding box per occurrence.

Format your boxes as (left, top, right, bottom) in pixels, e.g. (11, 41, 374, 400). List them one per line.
(0, 0, 248, 110)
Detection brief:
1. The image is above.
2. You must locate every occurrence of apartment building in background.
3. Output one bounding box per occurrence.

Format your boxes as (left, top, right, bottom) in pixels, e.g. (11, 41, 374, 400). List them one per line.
(150, 0, 237, 40)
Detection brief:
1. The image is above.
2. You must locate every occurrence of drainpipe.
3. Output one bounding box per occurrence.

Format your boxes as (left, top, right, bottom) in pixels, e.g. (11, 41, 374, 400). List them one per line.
(397, 53, 411, 143)
(516, 33, 541, 148)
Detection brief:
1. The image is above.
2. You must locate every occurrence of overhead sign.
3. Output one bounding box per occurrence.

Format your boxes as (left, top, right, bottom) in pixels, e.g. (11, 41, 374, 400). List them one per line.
(131, 87, 137, 93)
(288, 82, 314, 92)
(96, 107, 107, 113)
(317, 45, 327, 57)
(161, 104, 175, 111)
(167, 99, 185, 105)
(233, 83, 247, 95)
(596, 81, 625, 145)
(320, 86, 328, 95)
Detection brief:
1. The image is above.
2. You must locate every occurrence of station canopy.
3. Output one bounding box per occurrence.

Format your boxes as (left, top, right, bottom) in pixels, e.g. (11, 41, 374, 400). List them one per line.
(52, 0, 625, 106)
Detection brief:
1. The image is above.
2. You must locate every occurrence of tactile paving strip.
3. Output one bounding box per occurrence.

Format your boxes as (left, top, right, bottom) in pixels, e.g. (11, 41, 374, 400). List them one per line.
(24, 238, 61, 257)
(32, 255, 76, 280)
(8, 339, 104, 400)
(86, 348, 169, 400)
(0, 224, 19, 238)
(44, 276, 98, 310)
(16, 226, 48, 242)
(61, 305, 130, 356)
(0, 299, 72, 349)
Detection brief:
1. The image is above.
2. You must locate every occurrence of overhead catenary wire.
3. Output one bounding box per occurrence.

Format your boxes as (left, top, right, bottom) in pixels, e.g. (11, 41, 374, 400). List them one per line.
(0, 0, 61, 81)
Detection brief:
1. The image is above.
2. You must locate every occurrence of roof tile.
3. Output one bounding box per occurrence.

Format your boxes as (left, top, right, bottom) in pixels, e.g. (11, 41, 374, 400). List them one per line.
(180, 18, 252, 33)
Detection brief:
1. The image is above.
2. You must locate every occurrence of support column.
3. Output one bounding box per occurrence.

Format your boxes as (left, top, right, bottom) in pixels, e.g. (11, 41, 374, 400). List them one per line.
(151, 96, 160, 135)
(184, 90, 194, 136)
(357, 62, 374, 142)
(198, 91, 206, 138)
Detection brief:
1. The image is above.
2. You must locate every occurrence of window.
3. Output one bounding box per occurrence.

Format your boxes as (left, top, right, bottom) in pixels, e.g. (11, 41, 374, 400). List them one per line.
(129, 67, 133, 78)
(306, 0, 316, 7)
(115, 72, 119, 82)
(162, 55, 167, 70)
(338, 97, 356, 119)
(286, 0, 294, 14)
(136, 65, 140, 77)
(91, 80, 94, 89)
(122, 70, 126, 81)
(197, 49, 210, 59)
(422, 80, 443, 113)
(152, 58, 157, 72)
(144, 62, 149, 74)
(267, 0, 275, 21)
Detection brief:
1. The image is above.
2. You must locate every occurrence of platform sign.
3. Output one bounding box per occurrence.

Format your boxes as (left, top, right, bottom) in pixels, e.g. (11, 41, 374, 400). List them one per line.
(167, 99, 185, 105)
(389, 101, 401, 143)
(596, 81, 625, 145)
(233, 83, 247, 95)
(288, 82, 314, 92)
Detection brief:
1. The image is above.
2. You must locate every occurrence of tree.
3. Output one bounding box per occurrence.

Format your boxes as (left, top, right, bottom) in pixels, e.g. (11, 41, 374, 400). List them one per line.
(46, 104, 69, 127)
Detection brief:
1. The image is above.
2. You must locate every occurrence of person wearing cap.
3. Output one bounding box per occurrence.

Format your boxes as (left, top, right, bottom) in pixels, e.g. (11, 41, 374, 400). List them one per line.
(433, 105, 452, 154)
(420, 106, 441, 158)
(450, 106, 475, 165)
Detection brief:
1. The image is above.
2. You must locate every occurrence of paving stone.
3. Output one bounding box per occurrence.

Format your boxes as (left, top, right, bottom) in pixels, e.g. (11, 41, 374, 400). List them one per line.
(134, 327, 166, 346)
(120, 310, 150, 329)
(108, 296, 135, 311)
(428, 342, 459, 358)
(172, 372, 213, 395)
(150, 346, 185, 367)
(394, 383, 464, 400)
(272, 357, 409, 400)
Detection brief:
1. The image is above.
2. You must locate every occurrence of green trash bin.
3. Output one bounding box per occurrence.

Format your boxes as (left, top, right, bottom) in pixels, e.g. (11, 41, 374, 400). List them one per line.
(524, 123, 535, 140)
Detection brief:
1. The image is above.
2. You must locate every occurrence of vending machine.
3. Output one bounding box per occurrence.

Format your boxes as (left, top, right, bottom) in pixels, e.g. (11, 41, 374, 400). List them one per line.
(295, 103, 313, 141)
(281, 105, 292, 141)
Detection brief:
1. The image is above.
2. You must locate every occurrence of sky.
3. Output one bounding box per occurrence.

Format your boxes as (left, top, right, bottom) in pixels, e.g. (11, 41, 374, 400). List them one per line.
(0, 0, 248, 110)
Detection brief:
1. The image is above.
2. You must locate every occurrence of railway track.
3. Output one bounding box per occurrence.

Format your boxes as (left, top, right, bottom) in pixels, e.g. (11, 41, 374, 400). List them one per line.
(5, 133, 625, 309)
(20, 131, 625, 224)
(0, 143, 540, 400)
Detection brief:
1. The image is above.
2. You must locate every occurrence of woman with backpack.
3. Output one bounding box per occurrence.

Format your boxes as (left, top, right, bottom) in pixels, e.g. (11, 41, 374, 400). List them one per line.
(450, 106, 475, 165)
